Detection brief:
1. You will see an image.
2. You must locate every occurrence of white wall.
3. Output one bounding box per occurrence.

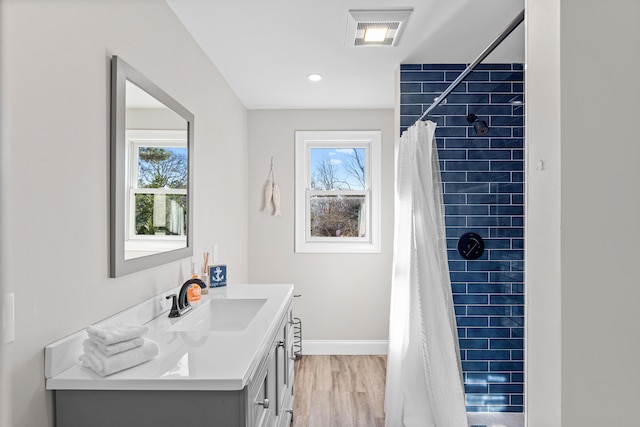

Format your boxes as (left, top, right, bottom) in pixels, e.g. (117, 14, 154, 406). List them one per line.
(1, 1, 248, 425)
(559, 0, 640, 424)
(527, 0, 640, 425)
(247, 109, 394, 347)
(0, 1, 11, 424)
(524, 0, 562, 423)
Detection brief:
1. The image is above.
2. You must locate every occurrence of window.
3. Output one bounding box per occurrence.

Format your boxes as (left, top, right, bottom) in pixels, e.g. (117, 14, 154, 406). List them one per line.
(295, 130, 381, 253)
(125, 130, 188, 258)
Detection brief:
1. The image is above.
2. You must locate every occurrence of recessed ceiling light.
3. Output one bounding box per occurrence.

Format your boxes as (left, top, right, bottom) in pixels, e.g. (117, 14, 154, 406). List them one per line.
(307, 73, 323, 82)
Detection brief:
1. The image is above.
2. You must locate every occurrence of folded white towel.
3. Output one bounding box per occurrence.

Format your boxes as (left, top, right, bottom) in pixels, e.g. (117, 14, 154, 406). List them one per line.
(83, 337, 144, 357)
(80, 339, 159, 377)
(86, 322, 149, 345)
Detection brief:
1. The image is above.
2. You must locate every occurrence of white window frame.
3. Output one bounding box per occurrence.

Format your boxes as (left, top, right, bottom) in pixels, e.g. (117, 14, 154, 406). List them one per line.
(125, 130, 188, 256)
(295, 130, 381, 253)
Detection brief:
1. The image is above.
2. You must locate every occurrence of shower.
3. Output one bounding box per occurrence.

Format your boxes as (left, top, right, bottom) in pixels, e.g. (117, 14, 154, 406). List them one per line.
(394, 8, 525, 420)
(467, 113, 489, 135)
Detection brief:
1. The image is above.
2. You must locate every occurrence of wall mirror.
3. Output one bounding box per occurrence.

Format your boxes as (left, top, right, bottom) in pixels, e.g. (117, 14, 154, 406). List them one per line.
(110, 56, 194, 277)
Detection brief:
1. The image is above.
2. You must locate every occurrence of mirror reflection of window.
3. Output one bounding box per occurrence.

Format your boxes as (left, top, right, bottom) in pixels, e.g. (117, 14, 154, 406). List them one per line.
(124, 130, 187, 260)
(124, 80, 189, 260)
(133, 144, 187, 237)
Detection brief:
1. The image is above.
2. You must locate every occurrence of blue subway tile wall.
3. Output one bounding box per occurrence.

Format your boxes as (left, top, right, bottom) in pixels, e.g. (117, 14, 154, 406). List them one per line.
(400, 63, 525, 413)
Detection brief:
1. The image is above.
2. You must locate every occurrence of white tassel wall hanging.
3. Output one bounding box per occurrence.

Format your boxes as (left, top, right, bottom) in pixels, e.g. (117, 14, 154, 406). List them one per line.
(272, 175, 282, 217)
(263, 156, 282, 216)
(262, 160, 273, 212)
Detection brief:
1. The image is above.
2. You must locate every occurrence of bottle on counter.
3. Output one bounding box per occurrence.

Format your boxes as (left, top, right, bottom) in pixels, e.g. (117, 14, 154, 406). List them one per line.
(187, 261, 203, 301)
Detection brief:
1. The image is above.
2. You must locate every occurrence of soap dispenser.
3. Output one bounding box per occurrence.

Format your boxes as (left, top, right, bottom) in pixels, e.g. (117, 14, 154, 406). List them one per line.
(188, 282, 201, 302)
(187, 262, 203, 302)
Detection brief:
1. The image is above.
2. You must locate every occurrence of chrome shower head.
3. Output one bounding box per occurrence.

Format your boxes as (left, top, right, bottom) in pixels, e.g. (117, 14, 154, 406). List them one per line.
(467, 114, 489, 136)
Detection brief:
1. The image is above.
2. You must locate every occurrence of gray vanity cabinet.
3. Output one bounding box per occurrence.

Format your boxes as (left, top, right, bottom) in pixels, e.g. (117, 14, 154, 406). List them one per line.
(54, 304, 294, 427)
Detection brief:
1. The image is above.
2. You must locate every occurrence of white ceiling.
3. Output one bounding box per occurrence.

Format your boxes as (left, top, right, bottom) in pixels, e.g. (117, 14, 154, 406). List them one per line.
(166, 0, 525, 109)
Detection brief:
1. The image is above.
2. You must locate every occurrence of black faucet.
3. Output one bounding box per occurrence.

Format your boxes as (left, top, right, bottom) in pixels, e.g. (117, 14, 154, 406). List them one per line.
(166, 278, 207, 318)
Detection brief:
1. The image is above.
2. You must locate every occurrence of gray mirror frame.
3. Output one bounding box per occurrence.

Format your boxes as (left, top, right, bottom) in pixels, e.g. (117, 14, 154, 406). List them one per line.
(110, 56, 194, 277)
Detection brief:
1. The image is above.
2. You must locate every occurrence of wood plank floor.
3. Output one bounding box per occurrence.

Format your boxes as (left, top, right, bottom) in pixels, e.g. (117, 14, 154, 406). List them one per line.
(292, 355, 387, 427)
(291, 356, 526, 427)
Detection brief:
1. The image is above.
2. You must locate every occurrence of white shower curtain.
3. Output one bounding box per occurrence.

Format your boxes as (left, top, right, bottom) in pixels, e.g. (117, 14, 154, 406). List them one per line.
(385, 120, 467, 427)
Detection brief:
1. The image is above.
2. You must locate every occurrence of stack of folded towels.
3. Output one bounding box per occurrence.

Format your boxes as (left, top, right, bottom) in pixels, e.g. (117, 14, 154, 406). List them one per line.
(79, 322, 159, 377)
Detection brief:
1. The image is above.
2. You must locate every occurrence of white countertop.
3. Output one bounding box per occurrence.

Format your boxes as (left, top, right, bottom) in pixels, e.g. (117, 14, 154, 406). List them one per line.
(45, 284, 294, 391)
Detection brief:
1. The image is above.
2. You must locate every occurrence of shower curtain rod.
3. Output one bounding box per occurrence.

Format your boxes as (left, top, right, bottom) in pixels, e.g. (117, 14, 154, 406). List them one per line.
(412, 9, 525, 125)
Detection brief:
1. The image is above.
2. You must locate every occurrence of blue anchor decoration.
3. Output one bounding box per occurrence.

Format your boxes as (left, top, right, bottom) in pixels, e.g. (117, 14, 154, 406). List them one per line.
(209, 265, 227, 288)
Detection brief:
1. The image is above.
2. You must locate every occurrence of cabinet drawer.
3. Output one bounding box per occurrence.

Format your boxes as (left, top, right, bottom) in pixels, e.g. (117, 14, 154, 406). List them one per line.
(275, 322, 287, 416)
(276, 385, 294, 427)
(249, 351, 272, 427)
(276, 409, 293, 427)
(287, 320, 295, 383)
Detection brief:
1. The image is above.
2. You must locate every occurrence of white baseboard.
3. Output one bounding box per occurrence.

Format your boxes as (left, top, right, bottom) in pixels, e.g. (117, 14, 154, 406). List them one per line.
(301, 340, 388, 355)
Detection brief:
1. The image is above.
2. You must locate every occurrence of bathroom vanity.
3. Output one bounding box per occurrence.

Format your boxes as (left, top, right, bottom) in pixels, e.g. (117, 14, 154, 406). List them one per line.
(45, 284, 295, 427)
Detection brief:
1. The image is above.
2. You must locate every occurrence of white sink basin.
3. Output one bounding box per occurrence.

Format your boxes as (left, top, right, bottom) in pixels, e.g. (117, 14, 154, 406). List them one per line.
(167, 298, 267, 332)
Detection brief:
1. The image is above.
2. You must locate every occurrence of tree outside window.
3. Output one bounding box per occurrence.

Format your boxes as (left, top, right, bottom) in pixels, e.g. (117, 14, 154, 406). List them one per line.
(309, 148, 366, 238)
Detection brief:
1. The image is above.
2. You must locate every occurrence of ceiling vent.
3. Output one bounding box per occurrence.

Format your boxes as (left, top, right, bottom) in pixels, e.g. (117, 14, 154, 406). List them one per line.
(345, 9, 413, 47)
